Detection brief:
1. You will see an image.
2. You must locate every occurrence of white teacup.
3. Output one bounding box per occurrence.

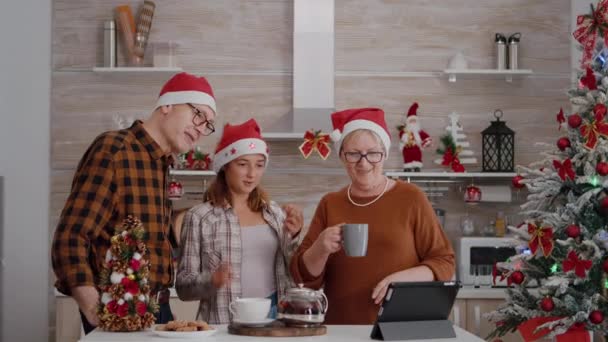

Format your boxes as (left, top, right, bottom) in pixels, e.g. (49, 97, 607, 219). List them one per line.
(229, 297, 271, 322)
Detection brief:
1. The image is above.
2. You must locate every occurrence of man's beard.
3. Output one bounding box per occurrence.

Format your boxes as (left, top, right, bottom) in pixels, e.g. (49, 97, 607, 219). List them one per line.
(407, 121, 422, 145)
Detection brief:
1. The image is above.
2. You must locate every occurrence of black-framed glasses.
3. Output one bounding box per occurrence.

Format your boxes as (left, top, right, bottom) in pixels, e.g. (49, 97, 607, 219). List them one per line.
(343, 151, 384, 163)
(187, 103, 215, 136)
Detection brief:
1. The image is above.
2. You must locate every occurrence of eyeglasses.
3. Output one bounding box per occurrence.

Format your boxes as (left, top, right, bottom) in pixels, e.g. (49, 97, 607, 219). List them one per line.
(187, 103, 215, 136)
(343, 151, 384, 164)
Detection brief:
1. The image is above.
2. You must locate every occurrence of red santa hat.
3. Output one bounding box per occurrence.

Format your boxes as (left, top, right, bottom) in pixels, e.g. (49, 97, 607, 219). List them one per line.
(156, 72, 217, 114)
(329, 108, 391, 156)
(213, 119, 268, 172)
(406, 102, 418, 121)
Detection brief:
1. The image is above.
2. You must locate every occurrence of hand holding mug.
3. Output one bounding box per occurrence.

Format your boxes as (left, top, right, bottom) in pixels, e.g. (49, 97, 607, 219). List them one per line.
(313, 223, 344, 255)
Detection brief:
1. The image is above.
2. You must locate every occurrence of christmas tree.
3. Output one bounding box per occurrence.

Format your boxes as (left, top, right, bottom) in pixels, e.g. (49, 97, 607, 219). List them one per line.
(97, 216, 158, 332)
(486, 3, 608, 340)
(434, 112, 477, 166)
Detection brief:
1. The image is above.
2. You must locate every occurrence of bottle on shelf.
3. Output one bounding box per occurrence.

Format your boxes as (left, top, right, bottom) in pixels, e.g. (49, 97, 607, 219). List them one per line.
(495, 211, 506, 237)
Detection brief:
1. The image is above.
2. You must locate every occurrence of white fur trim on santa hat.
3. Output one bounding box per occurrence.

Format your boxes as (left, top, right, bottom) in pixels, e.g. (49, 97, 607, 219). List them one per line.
(336, 119, 391, 157)
(156, 91, 217, 114)
(213, 138, 269, 173)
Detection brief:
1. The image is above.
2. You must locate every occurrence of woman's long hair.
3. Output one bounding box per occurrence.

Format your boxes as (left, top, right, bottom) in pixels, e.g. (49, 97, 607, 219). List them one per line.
(204, 167, 269, 212)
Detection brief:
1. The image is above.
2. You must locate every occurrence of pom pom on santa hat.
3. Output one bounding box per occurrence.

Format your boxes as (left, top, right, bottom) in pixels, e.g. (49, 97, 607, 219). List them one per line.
(156, 72, 217, 114)
(330, 108, 391, 156)
(213, 119, 269, 173)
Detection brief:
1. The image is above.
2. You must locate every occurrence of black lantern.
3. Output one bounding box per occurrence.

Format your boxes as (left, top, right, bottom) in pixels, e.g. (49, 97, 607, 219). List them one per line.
(482, 109, 515, 172)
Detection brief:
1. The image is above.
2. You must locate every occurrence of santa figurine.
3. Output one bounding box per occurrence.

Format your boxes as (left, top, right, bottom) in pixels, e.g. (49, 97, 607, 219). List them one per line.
(398, 102, 432, 172)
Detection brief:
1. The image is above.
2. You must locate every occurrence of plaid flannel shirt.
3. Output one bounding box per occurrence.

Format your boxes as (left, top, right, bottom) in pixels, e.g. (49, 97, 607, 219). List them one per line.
(52, 121, 174, 295)
(176, 201, 304, 324)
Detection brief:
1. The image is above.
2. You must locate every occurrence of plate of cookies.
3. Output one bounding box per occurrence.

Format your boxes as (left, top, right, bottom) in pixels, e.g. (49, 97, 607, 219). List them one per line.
(153, 320, 216, 339)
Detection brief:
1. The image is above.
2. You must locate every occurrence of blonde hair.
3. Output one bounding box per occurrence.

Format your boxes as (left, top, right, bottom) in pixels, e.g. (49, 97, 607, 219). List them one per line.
(340, 129, 387, 155)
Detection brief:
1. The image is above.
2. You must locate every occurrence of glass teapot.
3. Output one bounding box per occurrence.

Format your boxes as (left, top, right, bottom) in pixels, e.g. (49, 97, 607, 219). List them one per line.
(277, 284, 328, 326)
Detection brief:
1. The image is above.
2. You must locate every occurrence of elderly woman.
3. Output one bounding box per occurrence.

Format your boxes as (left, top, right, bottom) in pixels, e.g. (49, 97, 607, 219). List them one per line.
(290, 108, 455, 324)
(176, 119, 305, 324)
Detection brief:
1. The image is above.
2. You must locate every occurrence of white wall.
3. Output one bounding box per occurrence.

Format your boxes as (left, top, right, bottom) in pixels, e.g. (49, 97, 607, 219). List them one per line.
(0, 0, 51, 341)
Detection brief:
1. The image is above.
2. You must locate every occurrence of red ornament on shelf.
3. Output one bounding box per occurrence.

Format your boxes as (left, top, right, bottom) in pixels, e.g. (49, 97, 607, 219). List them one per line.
(464, 184, 482, 203)
(568, 114, 582, 128)
(603, 259, 608, 273)
(540, 297, 554, 312)
(509, 271, 525, 285)
(589, 310, 604, 324)
(565, 224, 581, 239)
(168, 179, 183, 200)
(597, 162, 608, 176)
(557, 137, 571, 151)
(512, 175, 525, 189)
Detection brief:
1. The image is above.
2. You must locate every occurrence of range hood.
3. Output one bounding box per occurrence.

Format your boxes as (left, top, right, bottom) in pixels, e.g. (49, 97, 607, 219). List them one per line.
(264, 0, 334, 139)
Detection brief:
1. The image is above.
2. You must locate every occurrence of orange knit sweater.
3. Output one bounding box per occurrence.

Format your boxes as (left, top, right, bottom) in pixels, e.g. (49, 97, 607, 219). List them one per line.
(290, 181, 455, 324)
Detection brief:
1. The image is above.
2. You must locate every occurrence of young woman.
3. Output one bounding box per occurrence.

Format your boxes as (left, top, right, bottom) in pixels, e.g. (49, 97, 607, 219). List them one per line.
(176, 118, 304, 324)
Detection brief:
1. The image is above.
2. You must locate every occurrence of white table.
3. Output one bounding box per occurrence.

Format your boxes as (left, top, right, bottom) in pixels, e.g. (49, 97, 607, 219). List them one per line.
(79, 324, 485, 341)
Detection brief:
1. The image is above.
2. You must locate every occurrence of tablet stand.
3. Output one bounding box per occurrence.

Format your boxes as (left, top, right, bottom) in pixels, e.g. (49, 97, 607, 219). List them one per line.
(371, 319, 456, 340)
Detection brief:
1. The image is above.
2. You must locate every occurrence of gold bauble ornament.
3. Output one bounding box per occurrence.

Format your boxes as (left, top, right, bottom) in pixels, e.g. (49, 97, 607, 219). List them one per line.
(128, 274, 136, 280)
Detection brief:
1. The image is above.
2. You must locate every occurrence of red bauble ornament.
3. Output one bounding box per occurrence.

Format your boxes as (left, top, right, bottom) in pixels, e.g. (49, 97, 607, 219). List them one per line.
(512, 175, 525, 189)
(597, 162, 608, 176)
(509, 271, 525, 285)
(464, 185, 482, 203)
(168, 179, 183, 200)
(565, 224, 581, 239)
(589, 310, 604, 324)
(557, 137, 571, 151)
(540, 297, 555, 312)
(603, 259, 608, 273)
(568, 114, 582, 128)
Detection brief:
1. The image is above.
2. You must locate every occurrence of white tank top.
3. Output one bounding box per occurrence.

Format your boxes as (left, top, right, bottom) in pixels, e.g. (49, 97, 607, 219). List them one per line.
(240, 224, 278, 297)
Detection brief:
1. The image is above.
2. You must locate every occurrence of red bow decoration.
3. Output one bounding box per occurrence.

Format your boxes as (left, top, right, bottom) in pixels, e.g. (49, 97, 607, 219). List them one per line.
(580, 103, 608, 149)
(299, 130, 331, 160)
(562, 250, 592, 278)
(580, 67, 598, 90)
(528, 223, 554, 257)
(492, 263, 508, 286)
(573, 1, 608, 67)
(441, 147, 465, 172)
(556, 108, 565, 130)
(186, 150, 212, 170)
(552, 158, 576, 181)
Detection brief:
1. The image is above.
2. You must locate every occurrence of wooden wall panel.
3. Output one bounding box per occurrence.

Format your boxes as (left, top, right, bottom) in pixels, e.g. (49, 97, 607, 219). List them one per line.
(53, 0, 293, 71)
(335, 0, 571, 73)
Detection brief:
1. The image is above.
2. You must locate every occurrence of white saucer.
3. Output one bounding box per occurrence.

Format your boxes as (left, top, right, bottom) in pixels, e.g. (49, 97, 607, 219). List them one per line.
(232, 318, 275, 327)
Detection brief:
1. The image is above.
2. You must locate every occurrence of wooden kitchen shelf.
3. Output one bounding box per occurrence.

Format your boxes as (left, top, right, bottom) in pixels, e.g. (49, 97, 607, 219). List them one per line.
(443, 69, 533, 83)
(386, 171, 517, 179)
(92, 67, 183, 73)
(262, 132, 305, 140)
(171, 169, 516, 179)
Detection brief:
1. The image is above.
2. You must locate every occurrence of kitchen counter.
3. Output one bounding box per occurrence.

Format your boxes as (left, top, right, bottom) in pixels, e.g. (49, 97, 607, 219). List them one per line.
(57, 286, 511, 299)
(79, 324, 485, 341)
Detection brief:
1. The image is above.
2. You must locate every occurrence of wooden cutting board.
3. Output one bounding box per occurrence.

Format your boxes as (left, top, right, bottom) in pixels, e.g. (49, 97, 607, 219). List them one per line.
(228, 321, 327, 337)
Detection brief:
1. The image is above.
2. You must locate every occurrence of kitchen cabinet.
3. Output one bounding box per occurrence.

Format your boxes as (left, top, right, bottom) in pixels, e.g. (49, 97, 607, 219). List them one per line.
(465, 299, 520, 342)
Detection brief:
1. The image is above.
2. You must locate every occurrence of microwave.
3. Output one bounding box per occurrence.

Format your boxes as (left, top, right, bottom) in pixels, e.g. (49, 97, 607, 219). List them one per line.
(455, 237, 529, 287)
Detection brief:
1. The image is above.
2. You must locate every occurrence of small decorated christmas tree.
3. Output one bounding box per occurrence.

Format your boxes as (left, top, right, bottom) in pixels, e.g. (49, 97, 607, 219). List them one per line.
(434, 112, 477, 166)
(97, 216, 158, 331)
